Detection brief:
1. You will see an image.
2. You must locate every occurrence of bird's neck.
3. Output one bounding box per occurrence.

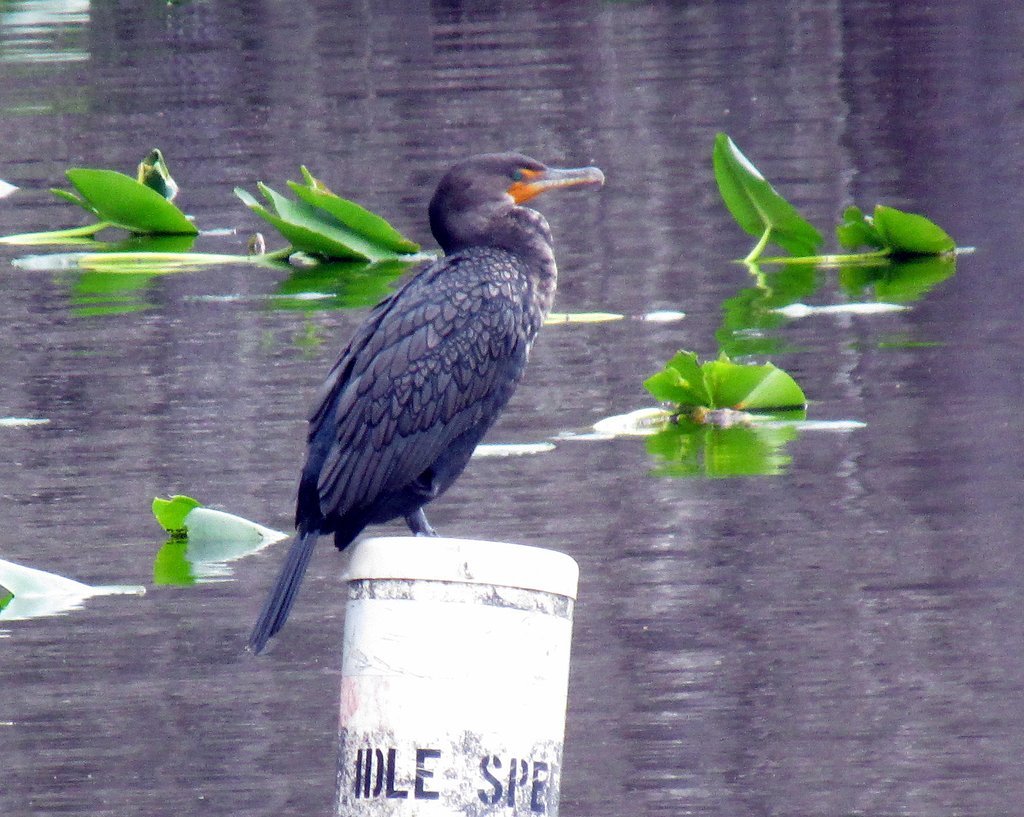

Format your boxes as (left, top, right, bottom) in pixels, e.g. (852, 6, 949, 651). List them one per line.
(436, 204, 558, 314)
(504, 206, 557, 316)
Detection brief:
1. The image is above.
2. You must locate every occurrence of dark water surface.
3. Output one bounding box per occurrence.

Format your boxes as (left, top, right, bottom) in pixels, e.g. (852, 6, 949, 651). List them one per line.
(3, 2, 1024, 815)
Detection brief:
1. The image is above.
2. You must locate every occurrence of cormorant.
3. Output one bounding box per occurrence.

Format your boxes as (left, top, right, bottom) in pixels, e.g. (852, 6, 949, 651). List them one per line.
(248, 152, 604, 653)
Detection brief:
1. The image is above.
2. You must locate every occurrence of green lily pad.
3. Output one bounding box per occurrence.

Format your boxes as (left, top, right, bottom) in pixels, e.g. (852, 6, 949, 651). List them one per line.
(873, 205, 955, 256)
(153, 495, 202, 536)
(152, 494, 287, 545)
(837, 204, 954, 256)
(291, 167, 420, 254)
(643, 350, 713, 408)
(702, 355, 806, 411)
(713, 133, 823, 260)
(644, 350, 806, 412)
(56, 168, 197, 235)
(151, 499, 288, 586)
(236, 169, 421, 263)
(837, 205, 886, 251)
(178, 507, 286, 546)
(252, 184, 384, 260)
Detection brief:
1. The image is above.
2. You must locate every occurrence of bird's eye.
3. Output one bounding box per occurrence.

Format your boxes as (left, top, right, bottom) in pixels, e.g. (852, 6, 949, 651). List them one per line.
(511, 169, 525, 181)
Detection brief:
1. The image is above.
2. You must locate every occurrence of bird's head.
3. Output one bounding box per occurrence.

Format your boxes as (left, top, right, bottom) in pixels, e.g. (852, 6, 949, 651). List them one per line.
(428, 152, 604, 254)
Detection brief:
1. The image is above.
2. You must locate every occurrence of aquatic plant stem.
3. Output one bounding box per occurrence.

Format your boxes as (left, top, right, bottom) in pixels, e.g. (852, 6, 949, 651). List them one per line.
(77, 251, 282, 272)
(743, 226, 773, 264)
(754, 248, 892, 267)
(0, 221, 112, 245)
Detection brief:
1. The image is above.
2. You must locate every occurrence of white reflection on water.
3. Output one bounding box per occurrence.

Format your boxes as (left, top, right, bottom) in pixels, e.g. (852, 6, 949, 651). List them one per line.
(0, 0, 89, 64)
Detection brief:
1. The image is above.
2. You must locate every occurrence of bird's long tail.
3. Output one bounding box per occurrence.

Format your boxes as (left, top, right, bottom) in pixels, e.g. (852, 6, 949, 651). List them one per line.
(248, 529, 318, 654)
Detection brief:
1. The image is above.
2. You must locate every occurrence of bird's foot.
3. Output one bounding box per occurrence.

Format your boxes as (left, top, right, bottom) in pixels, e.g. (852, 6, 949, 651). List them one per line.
(405, 507, 438, 537)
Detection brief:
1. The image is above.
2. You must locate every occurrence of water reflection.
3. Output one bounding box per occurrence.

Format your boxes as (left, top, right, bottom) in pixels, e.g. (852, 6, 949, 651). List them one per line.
(716, 265, 821, 357)
(0, 0, 89, 66)
(272, 260, 410, 311)
(646, 418, 801, 478)
(839, 254, 957, 304)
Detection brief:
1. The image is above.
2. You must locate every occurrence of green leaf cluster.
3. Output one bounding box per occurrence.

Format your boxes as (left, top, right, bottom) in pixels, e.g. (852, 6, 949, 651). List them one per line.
(837, 205, 955, 256)
(643, 350, 806, 413)
(3, 152, 423, 275)
(713, 132, 956, 263)
(236, 167, 421, 262)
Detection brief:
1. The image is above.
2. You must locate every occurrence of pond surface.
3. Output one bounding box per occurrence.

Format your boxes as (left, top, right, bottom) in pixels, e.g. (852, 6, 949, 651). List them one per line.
(3, 1, 1024, 815)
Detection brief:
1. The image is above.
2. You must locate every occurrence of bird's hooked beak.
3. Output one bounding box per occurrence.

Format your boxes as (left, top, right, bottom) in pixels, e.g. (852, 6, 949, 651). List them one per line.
(508, 164, 605, 205)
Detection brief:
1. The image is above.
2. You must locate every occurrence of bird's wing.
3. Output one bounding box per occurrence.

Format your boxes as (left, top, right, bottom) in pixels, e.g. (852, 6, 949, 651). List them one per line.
(305, 251, 538, 522)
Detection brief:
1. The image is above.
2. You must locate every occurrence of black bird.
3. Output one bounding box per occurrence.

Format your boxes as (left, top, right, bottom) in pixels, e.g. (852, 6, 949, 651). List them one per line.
(248, 152, 604, 653)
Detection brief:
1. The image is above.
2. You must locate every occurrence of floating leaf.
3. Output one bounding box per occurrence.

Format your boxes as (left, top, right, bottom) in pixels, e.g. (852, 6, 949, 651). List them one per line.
(837, 205, 886, 251)
(644, 350, 806, 412)
(712, 133, 823, 260)
(153, 493, 286, 552)
(153, 494, 202, 536)
(238, 187, 368, 261)
(293, 167, 419, 254)
(872, 205, 955, 256)
(152, 505, 288, 585)
(0, 221, 110, 246)
(837, 204, 954, 257)
(589, 408, 673, 438)
(0, 417, 49, 427)
(57, 168, 197, 235)
(773, 302, 909, 319)
(236, 169, 421, 263)
(77, 250, 251, 274)
(178, 507, 287, 546)
(702, 355, 806, 410)
(640, 310, 686, 323)
(643, 350, 712, 408)
(472, 442, 557, 458)
(545, 311, 624, 324)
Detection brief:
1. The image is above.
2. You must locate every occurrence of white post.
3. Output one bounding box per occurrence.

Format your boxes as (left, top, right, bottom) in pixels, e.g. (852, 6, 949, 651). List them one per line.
(336, 536, 579, 816)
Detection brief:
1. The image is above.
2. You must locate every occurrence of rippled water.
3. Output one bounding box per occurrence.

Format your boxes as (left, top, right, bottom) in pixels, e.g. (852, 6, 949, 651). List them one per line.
(3, 2, 1024, 816)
